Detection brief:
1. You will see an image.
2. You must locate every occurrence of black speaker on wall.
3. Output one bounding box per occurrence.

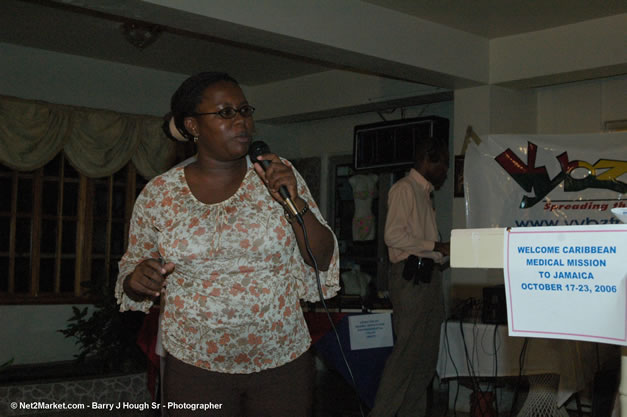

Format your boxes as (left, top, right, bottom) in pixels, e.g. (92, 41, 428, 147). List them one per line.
(353, 116, 449, 170)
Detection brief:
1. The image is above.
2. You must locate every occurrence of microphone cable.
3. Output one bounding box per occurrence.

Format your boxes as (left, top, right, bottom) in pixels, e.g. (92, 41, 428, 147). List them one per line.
(296, 215, 366, 417)
(249, 141, 365, 416)
(443, 317, 461, 417)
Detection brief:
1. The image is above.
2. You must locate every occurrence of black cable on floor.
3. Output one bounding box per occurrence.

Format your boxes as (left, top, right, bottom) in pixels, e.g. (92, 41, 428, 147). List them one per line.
(509, 338, 529, 417)
(300, 220, 366, 417)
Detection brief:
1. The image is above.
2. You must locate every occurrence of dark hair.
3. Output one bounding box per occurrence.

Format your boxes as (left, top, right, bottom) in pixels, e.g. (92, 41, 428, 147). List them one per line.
(415, 136, 448, 163)
(162, 72, 239, 141)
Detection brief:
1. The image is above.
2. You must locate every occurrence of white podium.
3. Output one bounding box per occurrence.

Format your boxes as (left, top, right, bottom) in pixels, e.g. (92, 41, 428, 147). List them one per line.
(450, 227, 624, 416)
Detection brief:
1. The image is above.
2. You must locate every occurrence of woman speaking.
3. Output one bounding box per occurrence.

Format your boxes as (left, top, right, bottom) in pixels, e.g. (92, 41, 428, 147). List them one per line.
(115, 72, 339, 416)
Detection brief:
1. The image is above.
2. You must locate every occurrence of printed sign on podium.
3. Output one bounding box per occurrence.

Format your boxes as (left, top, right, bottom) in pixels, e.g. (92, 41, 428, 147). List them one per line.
(503, 224, 627, 345)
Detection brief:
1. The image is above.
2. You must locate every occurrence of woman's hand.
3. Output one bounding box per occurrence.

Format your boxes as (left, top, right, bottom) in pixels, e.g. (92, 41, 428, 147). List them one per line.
(253, 152, 335, 270)
(252, 153, 298, 205)
(123, 259, 175, 301)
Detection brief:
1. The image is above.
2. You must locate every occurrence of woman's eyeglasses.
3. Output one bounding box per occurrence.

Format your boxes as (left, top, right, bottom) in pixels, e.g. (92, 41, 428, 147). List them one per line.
(191, 105, 255, 119)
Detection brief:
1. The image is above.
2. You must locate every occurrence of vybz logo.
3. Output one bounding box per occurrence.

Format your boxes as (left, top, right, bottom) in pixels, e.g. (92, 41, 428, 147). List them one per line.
(495, 142, 627, 208)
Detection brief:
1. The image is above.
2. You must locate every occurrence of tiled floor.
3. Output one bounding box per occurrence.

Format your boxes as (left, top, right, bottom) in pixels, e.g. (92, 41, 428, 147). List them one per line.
(30, 368, 447, 417)
(17, 365, 598, 417)
(313, 364, 452, 417)
(313, 367, 596, 417)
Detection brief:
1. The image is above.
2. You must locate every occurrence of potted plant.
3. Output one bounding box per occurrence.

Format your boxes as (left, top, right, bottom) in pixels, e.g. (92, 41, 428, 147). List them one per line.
(59, 274, 147, 374)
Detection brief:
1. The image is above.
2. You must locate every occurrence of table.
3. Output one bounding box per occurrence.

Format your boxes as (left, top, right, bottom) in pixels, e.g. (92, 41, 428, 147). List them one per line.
(450, 226, 625, 416)
(436, 320, 599, 415)
(304, 311, 393, 409)
(306, 313, 612, 414)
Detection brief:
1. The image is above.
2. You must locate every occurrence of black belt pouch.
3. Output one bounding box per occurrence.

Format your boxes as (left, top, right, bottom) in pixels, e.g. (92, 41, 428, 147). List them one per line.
(402, 255, 434, 285)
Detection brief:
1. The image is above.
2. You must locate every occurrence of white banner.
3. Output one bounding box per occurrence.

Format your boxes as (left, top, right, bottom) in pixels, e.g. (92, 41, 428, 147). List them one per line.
(503, 225, 627, 344)
(464, 133, 627, 228)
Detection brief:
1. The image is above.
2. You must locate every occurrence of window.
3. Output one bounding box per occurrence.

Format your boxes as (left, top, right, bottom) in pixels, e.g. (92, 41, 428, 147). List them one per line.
(0, 153, 148, 304)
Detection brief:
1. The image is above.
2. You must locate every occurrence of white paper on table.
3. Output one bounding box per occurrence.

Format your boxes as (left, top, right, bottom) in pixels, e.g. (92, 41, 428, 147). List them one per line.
(348, 313, 394, 350)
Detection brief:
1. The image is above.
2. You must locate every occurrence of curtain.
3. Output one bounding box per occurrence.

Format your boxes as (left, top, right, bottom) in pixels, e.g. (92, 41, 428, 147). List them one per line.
(0, 94, 176, 179)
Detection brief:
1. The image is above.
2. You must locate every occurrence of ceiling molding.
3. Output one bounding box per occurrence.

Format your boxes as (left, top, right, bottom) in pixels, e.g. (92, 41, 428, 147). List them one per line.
(258, 91, 454, 125)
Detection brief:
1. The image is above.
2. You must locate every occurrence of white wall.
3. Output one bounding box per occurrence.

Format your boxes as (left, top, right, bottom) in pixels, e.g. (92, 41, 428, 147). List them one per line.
(490, 14, 627, 87)
(0, 305, 92, 365)
(0, 42, 186, 116)
(537, 76, 627, 133)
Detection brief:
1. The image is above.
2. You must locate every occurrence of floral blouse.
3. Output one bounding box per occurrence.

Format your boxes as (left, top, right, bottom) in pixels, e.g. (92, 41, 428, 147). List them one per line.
(115, 158, 340, 373)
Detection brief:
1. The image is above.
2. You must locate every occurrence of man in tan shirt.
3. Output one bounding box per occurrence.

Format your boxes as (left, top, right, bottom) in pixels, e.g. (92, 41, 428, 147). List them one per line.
(370, 136, 450, 417)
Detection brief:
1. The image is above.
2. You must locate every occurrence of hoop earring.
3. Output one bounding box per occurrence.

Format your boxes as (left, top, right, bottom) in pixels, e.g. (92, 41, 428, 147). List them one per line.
(193, 136, 198, 143)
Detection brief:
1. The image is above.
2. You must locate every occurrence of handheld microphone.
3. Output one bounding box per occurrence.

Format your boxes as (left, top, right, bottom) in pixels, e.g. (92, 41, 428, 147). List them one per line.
(249, 141, 301, 220)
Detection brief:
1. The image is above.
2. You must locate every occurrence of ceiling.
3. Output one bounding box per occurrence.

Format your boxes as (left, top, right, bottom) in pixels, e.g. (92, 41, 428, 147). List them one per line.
(1, 0, 626, 86)
(0, 0, 331, 86)
(364, 0, 627, 39)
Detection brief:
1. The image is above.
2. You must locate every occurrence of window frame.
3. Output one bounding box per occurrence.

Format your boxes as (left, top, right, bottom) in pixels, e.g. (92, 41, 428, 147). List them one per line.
(0, 153, 146, 304)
